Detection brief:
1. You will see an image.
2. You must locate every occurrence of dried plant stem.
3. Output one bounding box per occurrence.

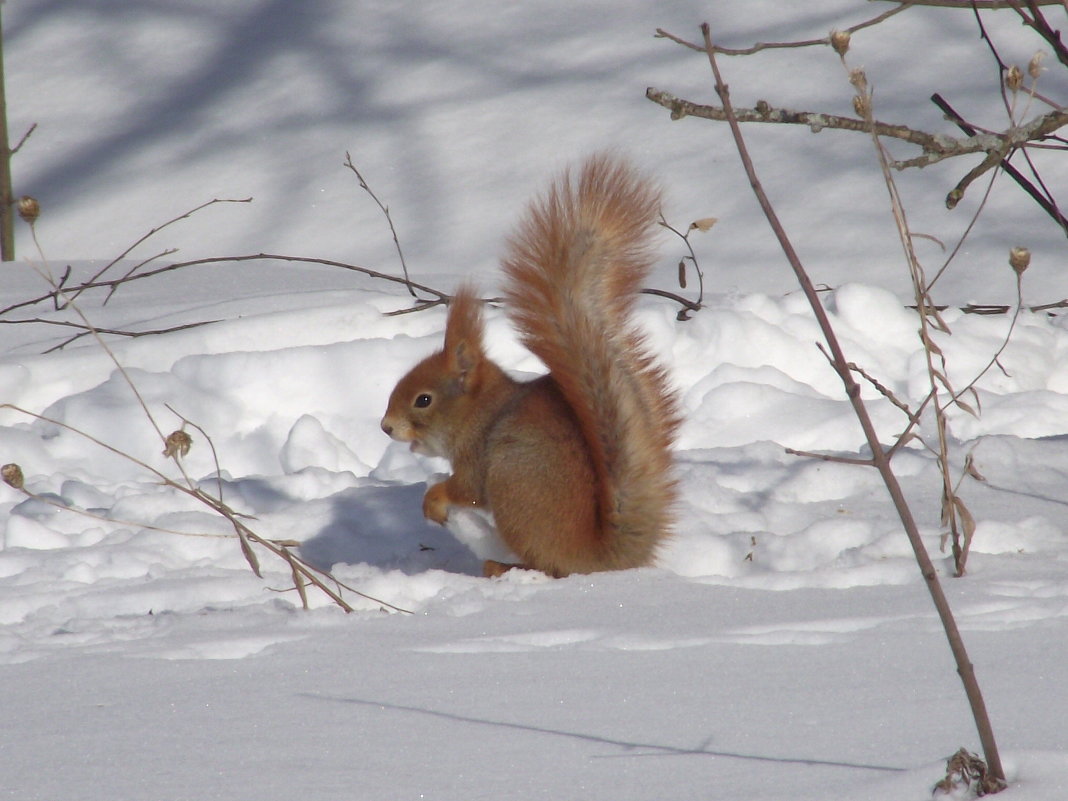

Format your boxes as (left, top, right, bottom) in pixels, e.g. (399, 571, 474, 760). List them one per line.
(852, 72, 976, 574)
(1, 403, 411, 615)
(699, 22, 1005, 789)
(25, 244, 169, 444)
(7, 484, 248, 540)
(7, 220, 413, 615)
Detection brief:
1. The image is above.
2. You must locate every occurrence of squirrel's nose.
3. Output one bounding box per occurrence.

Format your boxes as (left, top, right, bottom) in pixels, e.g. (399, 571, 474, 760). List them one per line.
(381, 419, 393, 436)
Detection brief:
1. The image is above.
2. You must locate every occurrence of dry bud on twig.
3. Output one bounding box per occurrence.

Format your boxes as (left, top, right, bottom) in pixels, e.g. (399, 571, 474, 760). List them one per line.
(2, 463, 25, 489)
(830, 30, 851, 57)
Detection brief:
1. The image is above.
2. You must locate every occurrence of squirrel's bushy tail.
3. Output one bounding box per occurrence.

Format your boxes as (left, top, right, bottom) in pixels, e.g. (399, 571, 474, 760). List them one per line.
(501, 154, 679, 568)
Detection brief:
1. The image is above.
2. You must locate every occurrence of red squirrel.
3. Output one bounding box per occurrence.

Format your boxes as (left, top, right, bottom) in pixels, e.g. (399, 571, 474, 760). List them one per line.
(380, 155, 679, 577)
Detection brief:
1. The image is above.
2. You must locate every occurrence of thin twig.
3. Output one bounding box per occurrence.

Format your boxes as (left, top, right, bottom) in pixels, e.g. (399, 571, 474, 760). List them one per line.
(1, 403, 411, 615)
(784, 447, 875, 465)
(699, 21, 1005, 787)
(11, 122, 37, 155)
(23, 230, 169, 444)
(65, 198, 252, 306)
(0, 252, 453, 320)
(104, 249, 179, 305)
(0, 317, 221, 354)
(655, 2, 913, 56)
(5, 485, 244, 540)
(658, 214, 707, 318)
(925, 165, 1001, 292)
(640, 287, 702, 318)
(882, 0, 1062, 7)
(933, 93, 1068, 233)
(11, 220, 414, 613)
(1010, 0, 1068, 68)
(343, 153, 422, 301)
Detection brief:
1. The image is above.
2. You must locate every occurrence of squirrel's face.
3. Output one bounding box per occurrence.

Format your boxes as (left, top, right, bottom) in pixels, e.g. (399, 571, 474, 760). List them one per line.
(380, 352, 453, 459)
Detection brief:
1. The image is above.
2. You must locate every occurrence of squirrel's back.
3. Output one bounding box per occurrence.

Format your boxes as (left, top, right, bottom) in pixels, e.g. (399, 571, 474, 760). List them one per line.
(501, 154, 680, 571)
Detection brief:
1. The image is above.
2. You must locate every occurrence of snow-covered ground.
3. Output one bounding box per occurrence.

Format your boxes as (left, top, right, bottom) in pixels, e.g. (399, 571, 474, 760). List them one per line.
(3, 2, 1068, 799)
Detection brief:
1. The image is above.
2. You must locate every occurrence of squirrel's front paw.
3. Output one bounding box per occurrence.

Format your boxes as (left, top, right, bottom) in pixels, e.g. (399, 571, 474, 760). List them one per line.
(423, 482, 451, 524)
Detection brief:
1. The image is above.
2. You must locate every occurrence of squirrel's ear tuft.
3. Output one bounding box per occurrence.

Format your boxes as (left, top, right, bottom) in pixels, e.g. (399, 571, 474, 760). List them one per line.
(443, 285, 485, 379)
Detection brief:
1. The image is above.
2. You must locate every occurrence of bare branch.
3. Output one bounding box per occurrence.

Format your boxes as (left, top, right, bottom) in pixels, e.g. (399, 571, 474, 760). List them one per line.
(104, 249, 178, 305)
(11, 122, 36, 155)
(344, 152, 423, 301)
(1, 252, 453, 320)
(655, 2, 913, 56)
(65, 197, 252, 306)
(646, 87, 948, 148)
(646, 88, 1068, 175)
(881, 0, 1062, 7)
(698, 21, 1005, 786)
(784, 447, 875, 465)
(640, 287, 703, 319)
(1009, 0, 1068, 68)
(0, 316, 221, 353)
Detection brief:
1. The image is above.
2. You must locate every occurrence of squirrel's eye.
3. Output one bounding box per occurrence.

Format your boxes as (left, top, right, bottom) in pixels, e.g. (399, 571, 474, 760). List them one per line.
(414, 393, 433, 409)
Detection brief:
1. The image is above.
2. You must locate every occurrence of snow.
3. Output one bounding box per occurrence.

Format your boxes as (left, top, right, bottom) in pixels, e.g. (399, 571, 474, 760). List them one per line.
(3, 1, 1068, 799)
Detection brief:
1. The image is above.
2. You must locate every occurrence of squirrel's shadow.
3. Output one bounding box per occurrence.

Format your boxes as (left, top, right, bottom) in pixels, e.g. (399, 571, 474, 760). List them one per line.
(299, 482, 495, 577)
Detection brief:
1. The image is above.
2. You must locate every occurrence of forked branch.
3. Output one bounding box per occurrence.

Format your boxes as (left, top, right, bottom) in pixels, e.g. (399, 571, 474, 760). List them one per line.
(645, 87, 1068, 176)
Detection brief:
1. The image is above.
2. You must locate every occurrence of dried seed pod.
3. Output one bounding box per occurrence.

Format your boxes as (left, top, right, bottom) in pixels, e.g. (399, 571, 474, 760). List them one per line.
(162, 430, 193, 459)
(1009, 246, 1031, 276)
(17, 196, 40, 224)
(2, 463, 25, 489)
(1028, 51, 1045, 80)
(1006, 64, 1024, 92)
(689, 217, 718, 233)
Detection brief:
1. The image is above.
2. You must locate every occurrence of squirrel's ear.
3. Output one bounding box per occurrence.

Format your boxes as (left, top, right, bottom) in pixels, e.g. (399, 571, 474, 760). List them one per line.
(442, 286, 485, 387)
(450, 339, 478, 373)
(447, 340, 478, 394)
